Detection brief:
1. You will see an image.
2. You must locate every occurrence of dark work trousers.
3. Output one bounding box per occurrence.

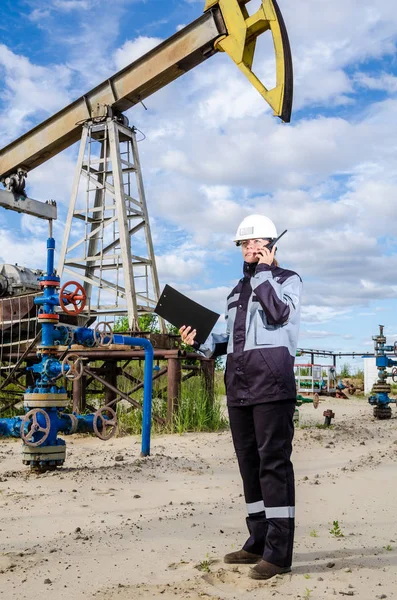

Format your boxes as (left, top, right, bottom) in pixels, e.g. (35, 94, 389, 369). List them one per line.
(228, 400, 295, 568)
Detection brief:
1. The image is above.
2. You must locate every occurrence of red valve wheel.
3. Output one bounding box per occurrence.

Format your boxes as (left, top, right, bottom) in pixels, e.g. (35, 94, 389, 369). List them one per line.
(59, 281, 87, 315)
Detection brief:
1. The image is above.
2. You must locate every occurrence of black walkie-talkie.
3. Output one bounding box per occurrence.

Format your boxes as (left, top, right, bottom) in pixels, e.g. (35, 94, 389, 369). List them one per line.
(266, 229, 287, 251)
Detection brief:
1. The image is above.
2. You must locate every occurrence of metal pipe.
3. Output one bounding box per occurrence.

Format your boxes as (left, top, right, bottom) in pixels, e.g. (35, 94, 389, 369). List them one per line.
(0, 416, 22, 437)
(112, 334, 153, 456)
(0, 10, 225, 179)
(46, 237, 55, 276)
(5, 350, 182, 360)
(0, 412, 104, 439)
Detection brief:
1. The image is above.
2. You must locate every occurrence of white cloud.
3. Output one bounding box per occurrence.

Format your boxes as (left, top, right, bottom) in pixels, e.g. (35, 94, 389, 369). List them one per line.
(113, 36, 163, 71)
(0, 227, 47, 268)
(355, 72, 397, 93)
(157, 252, 206, 282)
(301, 329, 343, 339)
(2, 0, 397, 356)
(301, 306, 352, 324)
(53, 0, 92, 9)
(0, 44, 72, 142)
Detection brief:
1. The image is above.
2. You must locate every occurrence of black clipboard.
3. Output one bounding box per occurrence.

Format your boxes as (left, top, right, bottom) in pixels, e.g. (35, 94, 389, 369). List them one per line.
(154, 285, 220, 345)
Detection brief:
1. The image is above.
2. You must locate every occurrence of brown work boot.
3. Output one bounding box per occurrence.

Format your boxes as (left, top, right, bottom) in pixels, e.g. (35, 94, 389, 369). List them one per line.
(224, 549, 262, 564)
(248, 560, 291, 580)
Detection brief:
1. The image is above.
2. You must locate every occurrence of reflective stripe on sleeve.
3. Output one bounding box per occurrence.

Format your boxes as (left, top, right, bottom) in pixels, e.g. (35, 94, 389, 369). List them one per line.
(246, 500, 265, 514)
(265, 506, 295, 518)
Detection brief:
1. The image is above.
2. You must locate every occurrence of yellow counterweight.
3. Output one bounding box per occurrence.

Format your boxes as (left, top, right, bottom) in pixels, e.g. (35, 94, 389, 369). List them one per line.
(204, 0, 293, 122)
(0, 0, 292, 180)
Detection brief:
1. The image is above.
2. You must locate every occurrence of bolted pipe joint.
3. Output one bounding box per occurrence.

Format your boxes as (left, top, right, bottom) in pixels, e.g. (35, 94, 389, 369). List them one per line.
(0, 416, 23, 438)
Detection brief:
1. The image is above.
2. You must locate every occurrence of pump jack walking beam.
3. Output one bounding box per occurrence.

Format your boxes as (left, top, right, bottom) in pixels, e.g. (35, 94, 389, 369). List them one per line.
(0, 190, 57, 220)
(0, 0, 293, 181)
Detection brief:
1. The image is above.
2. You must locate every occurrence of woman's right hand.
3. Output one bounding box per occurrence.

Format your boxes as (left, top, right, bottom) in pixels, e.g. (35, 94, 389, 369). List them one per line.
(179, 325, 197, 346)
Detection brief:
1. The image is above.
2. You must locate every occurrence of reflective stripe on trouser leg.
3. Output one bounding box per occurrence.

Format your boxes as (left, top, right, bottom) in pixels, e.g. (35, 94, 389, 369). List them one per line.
(228, 405, 268, 556)
(252, 400, 296, 568)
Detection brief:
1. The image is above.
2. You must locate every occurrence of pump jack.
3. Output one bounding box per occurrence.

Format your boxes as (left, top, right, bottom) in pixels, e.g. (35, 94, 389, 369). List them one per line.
(0, 0, 293, 327)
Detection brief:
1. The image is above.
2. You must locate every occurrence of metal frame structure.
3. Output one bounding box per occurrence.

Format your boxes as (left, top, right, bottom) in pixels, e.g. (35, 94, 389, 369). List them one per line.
(0, 1, 294, 424)
(0, 0, 293, 181)
(57, 117, 164, 330)
(0, 345, 215, 427)
(0, 0, 293, 335)
(294, 363, 336, 395)
(297, 347, 377, 367)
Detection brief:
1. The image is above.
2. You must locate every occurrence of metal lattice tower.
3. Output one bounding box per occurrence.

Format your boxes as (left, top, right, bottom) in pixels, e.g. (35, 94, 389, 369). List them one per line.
(57, 116, 163, 331)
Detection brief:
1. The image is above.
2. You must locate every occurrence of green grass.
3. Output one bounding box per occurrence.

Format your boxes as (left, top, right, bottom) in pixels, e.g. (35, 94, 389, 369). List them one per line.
(116, 368, 228, 436)
(172, 378, 227, 434)
(309, 529, 318, 538)
(329, 520, 344, 537)
(196, 553, 212, 573)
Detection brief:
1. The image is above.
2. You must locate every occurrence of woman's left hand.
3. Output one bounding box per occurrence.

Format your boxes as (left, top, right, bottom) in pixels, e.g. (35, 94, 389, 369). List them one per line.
(256, 245, 276, 265)
(179, 325, 197, 345)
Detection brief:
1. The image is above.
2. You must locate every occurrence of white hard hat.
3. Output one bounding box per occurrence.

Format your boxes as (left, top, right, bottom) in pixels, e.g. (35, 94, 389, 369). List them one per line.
(234, 214, 278, 245)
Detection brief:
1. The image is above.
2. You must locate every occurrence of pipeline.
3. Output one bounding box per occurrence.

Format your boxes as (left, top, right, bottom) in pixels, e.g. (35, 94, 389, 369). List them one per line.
(0, 234, 155, 469)
(368, 325, 397, 419)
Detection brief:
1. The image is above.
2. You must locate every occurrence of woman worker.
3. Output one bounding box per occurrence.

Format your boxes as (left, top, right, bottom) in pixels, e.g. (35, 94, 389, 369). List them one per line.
(179, 214, 302, 580)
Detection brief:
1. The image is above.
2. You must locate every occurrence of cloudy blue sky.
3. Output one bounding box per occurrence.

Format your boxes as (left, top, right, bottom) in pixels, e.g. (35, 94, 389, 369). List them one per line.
(1, 0, 397, 371)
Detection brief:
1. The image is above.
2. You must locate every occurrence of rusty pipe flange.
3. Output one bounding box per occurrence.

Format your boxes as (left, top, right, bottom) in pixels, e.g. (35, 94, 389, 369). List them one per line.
(38, 319, 60, 324)
(22, 444, 66, 459)
(24, 399, 69, 408)
(39, 280, 60, 287)
(22, 444, 66, 470)
(93, 406, 118, 441)
(60, 412, 78, 434)
(36, 346, 59, 352)
(20, 409, 51, 447)
(24, 393, 68, 402)
(373, 405, 392, 420)
(38, 313, 59, 321)
(372, 383, 391, 393)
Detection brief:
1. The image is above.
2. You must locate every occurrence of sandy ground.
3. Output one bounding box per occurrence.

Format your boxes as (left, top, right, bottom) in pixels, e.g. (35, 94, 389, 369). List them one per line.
(1, 396, 397, 600)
